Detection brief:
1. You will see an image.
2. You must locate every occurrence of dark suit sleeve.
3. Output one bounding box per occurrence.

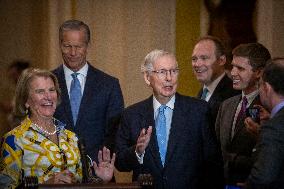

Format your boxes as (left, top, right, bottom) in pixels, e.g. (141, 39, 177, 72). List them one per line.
(200, 104, 224, 189)
(115, 111, 140, 172)
(104, 79, 124, 152)
(246, 122, 284, 189)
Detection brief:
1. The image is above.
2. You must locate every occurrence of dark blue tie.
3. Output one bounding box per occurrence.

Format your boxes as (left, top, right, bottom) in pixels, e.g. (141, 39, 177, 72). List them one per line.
(156, 105, 167, 166)
(70, 73, 82, 125)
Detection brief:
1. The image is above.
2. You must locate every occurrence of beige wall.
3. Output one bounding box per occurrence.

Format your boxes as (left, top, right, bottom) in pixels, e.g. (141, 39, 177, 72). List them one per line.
(0, 0, 176, 107)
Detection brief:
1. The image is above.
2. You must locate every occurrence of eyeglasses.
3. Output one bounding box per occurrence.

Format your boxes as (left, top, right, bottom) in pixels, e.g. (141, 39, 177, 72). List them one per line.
(151, 68, 179, 79)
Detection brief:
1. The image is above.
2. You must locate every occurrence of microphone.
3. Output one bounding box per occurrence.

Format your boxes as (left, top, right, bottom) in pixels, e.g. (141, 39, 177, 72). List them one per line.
(77, 138, 90, 183)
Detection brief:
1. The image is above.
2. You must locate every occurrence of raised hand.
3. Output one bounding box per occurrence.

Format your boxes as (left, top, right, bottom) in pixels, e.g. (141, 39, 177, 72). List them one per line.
(93, 147, 115, 183)
(135, 126, 152, 155)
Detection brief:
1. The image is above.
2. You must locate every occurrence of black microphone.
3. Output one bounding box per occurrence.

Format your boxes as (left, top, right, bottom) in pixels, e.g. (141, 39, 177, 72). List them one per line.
(78, 138, 90, 183)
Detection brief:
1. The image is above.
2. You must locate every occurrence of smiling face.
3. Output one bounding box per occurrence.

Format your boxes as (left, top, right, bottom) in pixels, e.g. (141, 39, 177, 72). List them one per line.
(144, 55, 178, 104)
(192, 40, 225, 85)
(231, 56, 261, 95)
(60, 29, 88, 72)
(25, 76, 58, 120)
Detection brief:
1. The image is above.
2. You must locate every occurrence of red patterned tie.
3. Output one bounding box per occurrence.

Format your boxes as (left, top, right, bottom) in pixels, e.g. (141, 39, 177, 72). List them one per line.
(235, 96, 248, 130)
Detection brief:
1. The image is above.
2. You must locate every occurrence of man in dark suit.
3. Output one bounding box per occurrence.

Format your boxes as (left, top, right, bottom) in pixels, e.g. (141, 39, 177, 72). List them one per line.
(246, 58, 284, 189)
(53, 20, 124, 161)
(215, 43, 271, 186)
(115, 49, 223, 189)
(192, 36, 240, 122)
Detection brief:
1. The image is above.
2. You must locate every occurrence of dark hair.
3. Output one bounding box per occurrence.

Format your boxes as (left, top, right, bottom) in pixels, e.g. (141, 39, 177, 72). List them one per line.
(232, 43, 271, 71)
(59, 19, 90, 44)
(262, 58, 284, 96)
(9, 60, 30, 72)
(195, 35, 226, 58)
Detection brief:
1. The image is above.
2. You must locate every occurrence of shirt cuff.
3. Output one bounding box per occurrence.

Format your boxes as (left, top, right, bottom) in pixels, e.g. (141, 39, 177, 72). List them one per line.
(135, 150, 145, 164)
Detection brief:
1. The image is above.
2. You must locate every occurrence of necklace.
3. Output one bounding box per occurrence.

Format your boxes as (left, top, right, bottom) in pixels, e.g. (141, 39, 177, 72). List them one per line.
(33, 122, 57, 136)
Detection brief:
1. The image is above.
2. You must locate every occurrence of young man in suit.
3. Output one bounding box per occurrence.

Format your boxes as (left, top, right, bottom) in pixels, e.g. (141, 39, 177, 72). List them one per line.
(53, 20, 124, 161)
(246, 58, 284, 189)
(192, 36, 240, 122)
(115, 49, 223, 189)
(215, 43, 271, 186)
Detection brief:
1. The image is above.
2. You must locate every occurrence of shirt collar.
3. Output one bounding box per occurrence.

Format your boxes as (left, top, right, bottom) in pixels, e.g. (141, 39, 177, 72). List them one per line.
(242, 89, 259, 106)
(204, 72, 226, 95)
(271, 100, 284, 118)
(63, 62, 88, 78)
(153, 95, 175, 114)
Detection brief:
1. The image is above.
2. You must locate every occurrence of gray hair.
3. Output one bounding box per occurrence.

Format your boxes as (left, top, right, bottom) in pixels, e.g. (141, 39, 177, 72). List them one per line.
(141, 49, 177, 73)
(59, 19, 91, 44)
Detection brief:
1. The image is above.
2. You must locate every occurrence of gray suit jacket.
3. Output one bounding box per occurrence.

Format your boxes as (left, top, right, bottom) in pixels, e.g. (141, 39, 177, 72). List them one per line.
(247, 107, 284, 189)
(215, 94, 260, 184)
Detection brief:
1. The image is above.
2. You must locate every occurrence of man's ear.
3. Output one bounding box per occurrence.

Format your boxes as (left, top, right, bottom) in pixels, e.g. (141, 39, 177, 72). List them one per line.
(218, 55, 226, 66)
(144, 72, 151, 86)
(264, 81, 273, 95)
(255, 69, 263, 79)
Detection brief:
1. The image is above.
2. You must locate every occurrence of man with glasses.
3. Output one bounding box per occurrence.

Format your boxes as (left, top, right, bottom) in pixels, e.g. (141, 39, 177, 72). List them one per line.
(115, 49, 223, 189)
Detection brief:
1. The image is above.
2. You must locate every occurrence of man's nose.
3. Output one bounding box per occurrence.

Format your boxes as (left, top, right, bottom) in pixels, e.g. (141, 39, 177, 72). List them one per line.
(70, 47, 77, 55)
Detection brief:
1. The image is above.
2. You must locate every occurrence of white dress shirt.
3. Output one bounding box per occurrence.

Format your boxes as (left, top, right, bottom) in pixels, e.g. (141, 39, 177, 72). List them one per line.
(63, 63, 88, 97)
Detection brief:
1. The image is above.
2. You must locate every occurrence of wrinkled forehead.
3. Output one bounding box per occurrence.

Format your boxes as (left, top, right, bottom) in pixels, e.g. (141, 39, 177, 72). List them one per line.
(153, 55, 178, 69)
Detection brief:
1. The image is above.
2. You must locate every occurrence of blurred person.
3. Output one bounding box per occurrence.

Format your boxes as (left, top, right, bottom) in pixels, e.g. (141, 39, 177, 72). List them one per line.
(246, 58, 284, 189)
(215, 43, 271, 187)
(192, 36, 240, 123)
(0, 68, 115, 188)
(52, 20, 124, 161)
(0, 60, 30, 137)
(115, 49, 223, 189)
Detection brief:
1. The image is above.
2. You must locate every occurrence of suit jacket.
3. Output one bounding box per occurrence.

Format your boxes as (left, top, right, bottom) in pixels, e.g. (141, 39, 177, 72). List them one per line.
(247, 107, 284, 189)
(53, 63, 124, 161)
(115, 93, 223, 189)
(197, 74, 240, 123)
(215, 94, 261, 185)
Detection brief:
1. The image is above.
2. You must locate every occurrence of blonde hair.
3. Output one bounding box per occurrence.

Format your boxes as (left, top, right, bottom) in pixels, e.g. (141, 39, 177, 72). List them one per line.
(14, 68, 61, 118)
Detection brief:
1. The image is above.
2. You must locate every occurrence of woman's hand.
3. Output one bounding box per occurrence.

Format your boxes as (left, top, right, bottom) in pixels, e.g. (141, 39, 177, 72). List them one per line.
(93, 146, 115, 183)
(45, 170, 76, 184)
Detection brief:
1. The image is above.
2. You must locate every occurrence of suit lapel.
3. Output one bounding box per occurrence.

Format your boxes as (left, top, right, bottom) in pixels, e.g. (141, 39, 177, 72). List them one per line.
(223, 96, 241, 144)
(164, 94, 187, 168)
(57, 66, 74, 128)
(208, 75, 228, 104)
(75, 64, 101, 128)
(140, 96, 164, 170)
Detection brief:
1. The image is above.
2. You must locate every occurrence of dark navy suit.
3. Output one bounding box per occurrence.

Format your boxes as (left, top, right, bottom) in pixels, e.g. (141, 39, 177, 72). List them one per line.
(53, 63, 124, 161)
(197, 74, 240, 122)
(115, 93, 223, 189)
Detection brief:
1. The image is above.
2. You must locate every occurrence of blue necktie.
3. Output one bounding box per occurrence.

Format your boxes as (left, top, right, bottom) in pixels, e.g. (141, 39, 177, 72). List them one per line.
(201, 88, 208, 100)
(70, 73, 82, 125)
(156, 105, 167, 166)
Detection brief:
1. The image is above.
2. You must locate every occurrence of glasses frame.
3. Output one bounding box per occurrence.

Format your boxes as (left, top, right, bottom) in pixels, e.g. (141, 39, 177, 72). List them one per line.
(151, 68, 179, 79)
